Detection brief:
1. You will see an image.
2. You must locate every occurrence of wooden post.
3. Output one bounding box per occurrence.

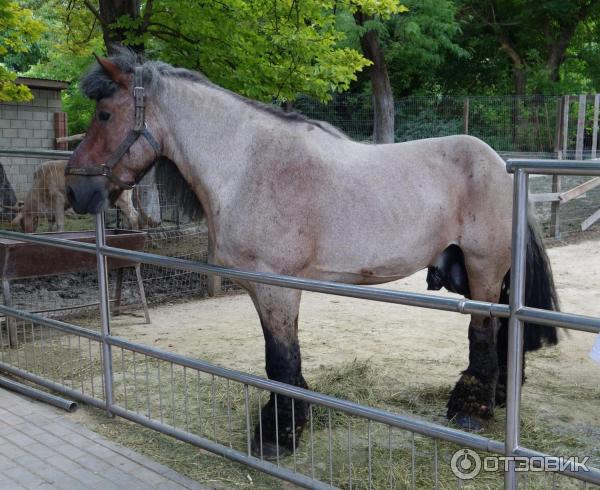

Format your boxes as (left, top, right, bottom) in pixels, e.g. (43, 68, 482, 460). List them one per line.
(554, 97, 564, 159)
(592, 94, 599, 159)
(550, 96, 569, 239)
(134, 264, 150, 324)
(206, 239, 221, 297)
(562, 95, 570, 157)
(2, 278, 16, 348)
(575, 94, 587, 160)
(54, 112, 68, 150)
(463, 98, 469, 134)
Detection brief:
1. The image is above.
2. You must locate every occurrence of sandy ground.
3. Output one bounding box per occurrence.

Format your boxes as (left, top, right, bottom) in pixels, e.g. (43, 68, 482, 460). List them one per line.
(107, 239, 600, 427)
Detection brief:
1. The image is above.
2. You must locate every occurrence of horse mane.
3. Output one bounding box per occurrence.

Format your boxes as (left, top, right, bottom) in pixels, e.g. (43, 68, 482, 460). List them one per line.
(81, 48, 348, 140)
(154, 157, 204, 222)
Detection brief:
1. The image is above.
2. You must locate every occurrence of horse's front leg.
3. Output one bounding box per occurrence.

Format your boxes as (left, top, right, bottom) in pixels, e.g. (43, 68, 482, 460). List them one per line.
(447, 315, 499, 430)
(248, 284, 308, 460)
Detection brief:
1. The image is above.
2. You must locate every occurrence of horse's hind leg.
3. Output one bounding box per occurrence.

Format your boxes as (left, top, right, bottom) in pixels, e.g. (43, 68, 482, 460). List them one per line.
(446, 257, 506, 430)
(247, 284, 308, 459)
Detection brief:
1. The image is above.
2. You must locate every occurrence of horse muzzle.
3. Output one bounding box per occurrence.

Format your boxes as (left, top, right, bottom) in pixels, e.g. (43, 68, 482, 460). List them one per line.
(65, 176, 109, 215)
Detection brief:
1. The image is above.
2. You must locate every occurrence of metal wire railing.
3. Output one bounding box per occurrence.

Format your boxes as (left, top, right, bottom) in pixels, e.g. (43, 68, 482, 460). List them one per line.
(0, 157, 598, 488)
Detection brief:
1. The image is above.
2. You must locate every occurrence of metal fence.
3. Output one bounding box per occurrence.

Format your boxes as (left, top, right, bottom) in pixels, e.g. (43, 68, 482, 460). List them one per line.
(0, 149, 238, 320)
(0, 157, 599, 489)
(296, 94, 600, 158)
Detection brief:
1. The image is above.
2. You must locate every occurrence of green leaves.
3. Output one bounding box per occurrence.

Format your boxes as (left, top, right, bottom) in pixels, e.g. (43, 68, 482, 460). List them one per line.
(126, 0, 390, 102)
(0, 0, 44, 101)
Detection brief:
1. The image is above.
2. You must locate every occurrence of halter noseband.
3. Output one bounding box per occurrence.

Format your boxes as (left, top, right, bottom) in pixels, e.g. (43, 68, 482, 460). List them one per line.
(65, 66, 161, 190)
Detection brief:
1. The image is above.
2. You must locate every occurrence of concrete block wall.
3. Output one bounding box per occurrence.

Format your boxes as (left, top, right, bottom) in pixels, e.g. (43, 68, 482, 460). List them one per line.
(0, 88, 63, 199)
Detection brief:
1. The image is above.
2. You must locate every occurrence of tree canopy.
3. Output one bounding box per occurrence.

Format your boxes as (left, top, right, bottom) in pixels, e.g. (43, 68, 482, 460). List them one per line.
(3, 0, 598, 134)
(0, 0, 44, 101)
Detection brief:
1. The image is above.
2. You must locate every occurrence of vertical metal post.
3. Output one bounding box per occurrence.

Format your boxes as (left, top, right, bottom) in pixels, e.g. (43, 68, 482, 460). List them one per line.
(505, 169, 529, 490)
(95, 212, 114, 416)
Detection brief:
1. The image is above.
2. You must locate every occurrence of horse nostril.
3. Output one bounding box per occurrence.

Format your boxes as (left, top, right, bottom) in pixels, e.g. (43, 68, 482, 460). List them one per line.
(66, 185, 76, 205)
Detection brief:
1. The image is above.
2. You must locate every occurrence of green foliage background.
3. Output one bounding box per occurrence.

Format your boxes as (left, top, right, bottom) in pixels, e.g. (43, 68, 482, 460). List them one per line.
(0, 0, 598, 134)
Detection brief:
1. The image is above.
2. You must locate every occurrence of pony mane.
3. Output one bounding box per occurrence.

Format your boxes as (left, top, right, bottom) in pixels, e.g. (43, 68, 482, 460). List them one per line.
(81, 48, 348, 140)
(154, 157, 204, 222)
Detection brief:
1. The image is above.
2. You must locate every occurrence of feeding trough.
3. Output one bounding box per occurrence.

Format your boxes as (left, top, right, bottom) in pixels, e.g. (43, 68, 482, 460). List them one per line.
(0, 229, 149, 347)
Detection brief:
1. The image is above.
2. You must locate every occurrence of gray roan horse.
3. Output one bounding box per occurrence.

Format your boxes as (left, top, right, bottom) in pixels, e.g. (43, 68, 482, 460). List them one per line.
(65, 52, 558, 458)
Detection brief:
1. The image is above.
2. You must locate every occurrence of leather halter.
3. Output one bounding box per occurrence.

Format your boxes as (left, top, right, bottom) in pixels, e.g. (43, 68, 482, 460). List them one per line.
(65, 67, 161, 190)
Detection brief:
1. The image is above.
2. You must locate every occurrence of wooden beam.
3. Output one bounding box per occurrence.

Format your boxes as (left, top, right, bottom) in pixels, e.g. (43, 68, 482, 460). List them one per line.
(463, 98, 469, 135)
(562, 95, 570, 157)
(56, 133, 85, 144)
(592, 94, 599, 159)
(529, 192, 560, 203)
(576, 94, 587, 160)
(582, 207, 600, 231)
(559, 177, 600, 203)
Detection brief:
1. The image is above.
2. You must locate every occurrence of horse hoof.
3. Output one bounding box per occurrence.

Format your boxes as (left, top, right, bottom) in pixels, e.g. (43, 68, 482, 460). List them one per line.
(453, 415, 484, 432)
(250, 438, 292, 461)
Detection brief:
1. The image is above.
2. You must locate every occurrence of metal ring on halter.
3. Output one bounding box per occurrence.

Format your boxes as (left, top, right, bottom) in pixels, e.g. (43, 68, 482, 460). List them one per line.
(65, 66, 161, 190)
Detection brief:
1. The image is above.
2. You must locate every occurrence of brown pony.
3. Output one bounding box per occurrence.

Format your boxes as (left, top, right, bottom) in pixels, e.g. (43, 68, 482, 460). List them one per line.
(13, 160, 140, 232)
(65, 52, 558, 458)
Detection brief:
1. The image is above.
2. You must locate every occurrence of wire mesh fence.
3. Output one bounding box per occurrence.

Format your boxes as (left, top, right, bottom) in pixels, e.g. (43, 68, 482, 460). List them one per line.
(0, 171, 238, 321)
(295, 93, 599, 160)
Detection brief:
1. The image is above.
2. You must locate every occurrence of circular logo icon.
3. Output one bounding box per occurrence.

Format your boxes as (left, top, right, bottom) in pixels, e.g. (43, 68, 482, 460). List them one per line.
(451, 448, 482, 480)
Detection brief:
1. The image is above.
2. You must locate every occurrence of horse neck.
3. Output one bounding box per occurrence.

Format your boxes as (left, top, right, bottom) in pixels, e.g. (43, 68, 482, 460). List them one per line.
(155, 80, 253, 222)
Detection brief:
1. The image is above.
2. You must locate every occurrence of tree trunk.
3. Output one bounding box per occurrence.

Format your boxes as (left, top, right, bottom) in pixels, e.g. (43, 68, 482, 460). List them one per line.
(513, 68, 526, 96)
(97, 0, 143, 54)
(355, 13, 394, 144)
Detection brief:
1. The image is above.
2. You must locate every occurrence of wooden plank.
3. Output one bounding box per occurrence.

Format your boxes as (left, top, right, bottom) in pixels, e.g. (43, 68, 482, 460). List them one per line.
(463, 98, 469, 134)
(592, 94, 599, 158)
(56, 133, 85, 144)
(562, 95, 570, 157)
(582, 207, 600, 231)
(206, 239, 221, 297)
(559, 177, 600, 203)
(529, 192, 560, 203)
(576, 94, 587, 160)
(554, 97, 565, 158)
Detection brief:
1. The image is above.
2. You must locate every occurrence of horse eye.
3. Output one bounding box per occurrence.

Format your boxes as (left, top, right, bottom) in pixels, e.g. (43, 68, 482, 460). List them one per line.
(98, 111, 111, 121)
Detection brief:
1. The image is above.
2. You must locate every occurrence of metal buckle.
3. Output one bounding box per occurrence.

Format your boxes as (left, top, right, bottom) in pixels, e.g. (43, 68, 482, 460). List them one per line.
(134, 86, 145, 132)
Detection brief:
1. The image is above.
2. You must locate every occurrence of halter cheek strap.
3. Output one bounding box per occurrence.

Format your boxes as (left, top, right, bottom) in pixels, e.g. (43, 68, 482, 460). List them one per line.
(65, 67, 161, 190)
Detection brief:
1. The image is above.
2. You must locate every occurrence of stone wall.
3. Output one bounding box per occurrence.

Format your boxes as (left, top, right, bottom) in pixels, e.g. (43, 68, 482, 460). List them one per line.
(0, 88, 63, 199)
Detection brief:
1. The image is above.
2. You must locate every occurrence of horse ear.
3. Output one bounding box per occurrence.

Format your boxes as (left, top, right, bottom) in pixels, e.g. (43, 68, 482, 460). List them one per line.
(94, 53, 129, 88)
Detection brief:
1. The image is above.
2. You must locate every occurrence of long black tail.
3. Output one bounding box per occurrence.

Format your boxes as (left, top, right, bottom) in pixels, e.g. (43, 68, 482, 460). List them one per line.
(498, 218, 559, 352)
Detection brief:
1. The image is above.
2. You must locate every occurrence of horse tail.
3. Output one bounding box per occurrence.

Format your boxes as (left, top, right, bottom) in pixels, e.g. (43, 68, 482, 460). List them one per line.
(498, 216, 559, 352)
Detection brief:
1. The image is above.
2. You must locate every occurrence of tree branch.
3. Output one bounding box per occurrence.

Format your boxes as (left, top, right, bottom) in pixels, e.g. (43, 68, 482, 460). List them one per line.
(82, 0, 102, 24)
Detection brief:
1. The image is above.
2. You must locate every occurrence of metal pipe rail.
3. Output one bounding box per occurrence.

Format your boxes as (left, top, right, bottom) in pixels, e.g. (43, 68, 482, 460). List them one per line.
(2, 303, 599, 486)
(506, 158, 600, 175)
(0, 148, 73, 159)
(0, 375, 78, 412)
(0, 229, 510, 319)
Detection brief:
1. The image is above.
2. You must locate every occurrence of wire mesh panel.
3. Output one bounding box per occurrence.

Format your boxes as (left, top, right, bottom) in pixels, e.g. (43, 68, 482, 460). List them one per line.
(0, 317, 105, 406)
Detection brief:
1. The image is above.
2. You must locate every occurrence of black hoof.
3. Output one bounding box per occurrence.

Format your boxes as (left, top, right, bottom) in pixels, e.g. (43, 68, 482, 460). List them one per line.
(452, 414, 484, 432)
(250, 438, 292, 461)
(447, 373, 495, 424)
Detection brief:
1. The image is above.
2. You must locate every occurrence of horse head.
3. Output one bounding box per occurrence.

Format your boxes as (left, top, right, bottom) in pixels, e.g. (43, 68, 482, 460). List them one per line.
(11, 209, 36, 233)
(65, 55, 162, 215)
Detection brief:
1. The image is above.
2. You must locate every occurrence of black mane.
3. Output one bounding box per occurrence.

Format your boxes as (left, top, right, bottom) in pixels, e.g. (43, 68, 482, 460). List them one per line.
(154, 157, 203, 222)
(81, 49, 348, 139)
